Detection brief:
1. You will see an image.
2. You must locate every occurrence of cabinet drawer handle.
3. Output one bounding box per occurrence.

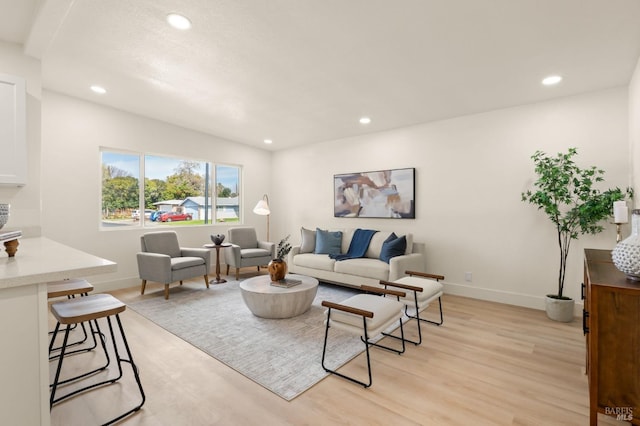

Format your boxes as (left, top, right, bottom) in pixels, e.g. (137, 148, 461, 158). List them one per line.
(581, 282, 585, 300)
(583, 310, 589, 335)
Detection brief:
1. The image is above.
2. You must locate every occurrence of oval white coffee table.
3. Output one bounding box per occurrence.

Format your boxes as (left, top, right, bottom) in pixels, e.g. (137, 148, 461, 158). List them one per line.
(239, 274, 319, 319)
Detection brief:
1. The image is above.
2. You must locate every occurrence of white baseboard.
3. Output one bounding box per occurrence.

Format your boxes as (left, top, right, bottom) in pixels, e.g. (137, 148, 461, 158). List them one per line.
(90, 276, 586, 318)
(442, 282, 585, 317)
(89, 276, 140, 293)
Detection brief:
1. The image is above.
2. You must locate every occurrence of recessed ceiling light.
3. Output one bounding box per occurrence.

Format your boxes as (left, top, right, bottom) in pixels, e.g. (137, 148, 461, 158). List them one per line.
(90, 85, 106, 94)
(167, 13, 192, 30)
(542, 75, 562, 86)
(359, 117, 371, 124)
(263, 139, 273, 144)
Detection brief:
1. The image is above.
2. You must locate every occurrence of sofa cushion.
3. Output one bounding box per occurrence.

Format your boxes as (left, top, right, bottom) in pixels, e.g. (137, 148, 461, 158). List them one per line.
(340, 228, 355, 253)
(315, 228, 342, 255)
(379, 233, 407, 263)
(229, 227, 259, 249)
(142, 232, 181, 258)
(392, 276, 443, 308)
(300, 227, 316, 253)
(293, 253, 336, 272)
(404, 233, 413, 255)
(241, 248, 272, 258)
(171, 256, 205, 271)
(334, 258, 390, 281)
(366, 231, 393, 259)
(328, 293, 404, 333)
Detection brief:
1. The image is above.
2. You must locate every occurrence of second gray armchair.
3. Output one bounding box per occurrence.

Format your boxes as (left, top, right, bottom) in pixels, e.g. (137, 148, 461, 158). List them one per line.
(137, 231, 210, 299)
(225, 227, 275, 280)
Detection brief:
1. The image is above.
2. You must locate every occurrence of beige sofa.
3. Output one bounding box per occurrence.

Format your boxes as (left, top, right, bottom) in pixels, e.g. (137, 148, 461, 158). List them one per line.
(287, 228, 426, 289)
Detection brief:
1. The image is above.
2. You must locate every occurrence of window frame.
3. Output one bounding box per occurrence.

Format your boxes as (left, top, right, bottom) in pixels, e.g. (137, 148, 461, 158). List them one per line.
(99, 148, 242, 230)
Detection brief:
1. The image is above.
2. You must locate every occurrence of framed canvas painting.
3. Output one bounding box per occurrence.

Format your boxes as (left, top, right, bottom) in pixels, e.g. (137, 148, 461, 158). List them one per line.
(334, 167, 415, 218)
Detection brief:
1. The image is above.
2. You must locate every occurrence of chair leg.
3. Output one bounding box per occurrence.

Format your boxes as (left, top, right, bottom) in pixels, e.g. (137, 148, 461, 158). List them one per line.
(405, 297, 444, 326)
(164, 284, 170, 300)
(321, 310, 373, 388)
(370, 318, 406, 354)
(50, 314, 146, 425)
(103, 314, 146, 424)
(49, 319, 110, 388)
(226, 265, 230, 275)
(49, 320, 98, 360)
(235, 268, 239, 280)
(204, 275, 210, 289)
(381, 289, 423, 345)
(179, 281, 183, 286)
(140, 280, 146, 295)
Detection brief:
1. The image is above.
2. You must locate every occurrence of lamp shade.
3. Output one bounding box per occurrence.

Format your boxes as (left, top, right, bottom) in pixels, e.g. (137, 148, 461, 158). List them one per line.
(253, 195, 270, 215)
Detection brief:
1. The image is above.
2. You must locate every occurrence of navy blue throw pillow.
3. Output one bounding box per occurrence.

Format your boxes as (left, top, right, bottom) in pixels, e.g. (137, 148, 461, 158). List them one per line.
(379, 234, 407, 263)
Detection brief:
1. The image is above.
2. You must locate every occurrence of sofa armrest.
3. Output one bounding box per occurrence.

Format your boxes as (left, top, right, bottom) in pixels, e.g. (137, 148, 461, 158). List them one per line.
(181, 247, 211, 270)
(288, 245, 301, 259)
(224, 244, 242, 267)
(321, 300, 373, 318)
(406, 270, 445, 281)
(379, 279, 424, 293)
(258, 241, 276, 258)
(137, 252, 171, 283)
(361, 285, 406, 299)
(287, 245, 300, 272)
(389, 253, 425, 281)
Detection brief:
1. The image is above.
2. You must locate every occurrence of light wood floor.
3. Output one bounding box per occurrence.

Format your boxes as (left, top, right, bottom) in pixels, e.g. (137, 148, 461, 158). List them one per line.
(48, 278, 625, 426)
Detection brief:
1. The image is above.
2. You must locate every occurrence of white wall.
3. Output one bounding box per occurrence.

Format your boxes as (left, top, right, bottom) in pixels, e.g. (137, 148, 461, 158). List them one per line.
(41, 91, 271, 291)
(3, 34, 634, 308)
(630, 57, 640, 207)
(0, 41, 42, 236)
(272, 88, 630, 310)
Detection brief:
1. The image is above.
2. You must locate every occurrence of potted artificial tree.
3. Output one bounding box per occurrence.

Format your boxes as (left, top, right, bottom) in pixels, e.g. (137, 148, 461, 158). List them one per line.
(521, 148, 629, 322)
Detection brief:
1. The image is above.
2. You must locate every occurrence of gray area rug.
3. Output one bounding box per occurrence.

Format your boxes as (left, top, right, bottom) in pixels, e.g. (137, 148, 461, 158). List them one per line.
(127, 279, 362, 401)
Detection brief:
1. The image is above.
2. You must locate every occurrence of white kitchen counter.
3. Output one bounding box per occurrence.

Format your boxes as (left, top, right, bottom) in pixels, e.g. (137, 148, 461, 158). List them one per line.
(0, 237, 117, 426)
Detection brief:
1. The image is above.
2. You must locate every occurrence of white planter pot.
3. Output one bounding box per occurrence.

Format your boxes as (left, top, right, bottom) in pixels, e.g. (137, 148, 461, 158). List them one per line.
(545, 295, 575, 322)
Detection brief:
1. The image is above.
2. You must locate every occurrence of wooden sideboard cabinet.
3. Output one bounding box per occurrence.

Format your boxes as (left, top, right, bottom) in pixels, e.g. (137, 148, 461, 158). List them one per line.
(583, 249, 640, 425)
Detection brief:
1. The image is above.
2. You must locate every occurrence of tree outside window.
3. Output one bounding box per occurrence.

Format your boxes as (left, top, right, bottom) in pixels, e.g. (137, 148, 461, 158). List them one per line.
(100, 150, 241, 228)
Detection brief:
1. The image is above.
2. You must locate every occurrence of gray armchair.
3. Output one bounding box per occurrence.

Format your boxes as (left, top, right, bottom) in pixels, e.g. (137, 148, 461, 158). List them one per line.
(137, 231, 210, 299)
(224, 227, 275, 280)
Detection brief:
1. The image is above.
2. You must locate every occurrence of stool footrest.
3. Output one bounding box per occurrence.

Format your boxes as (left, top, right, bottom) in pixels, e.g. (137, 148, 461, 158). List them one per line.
(49, 296, 145, 425)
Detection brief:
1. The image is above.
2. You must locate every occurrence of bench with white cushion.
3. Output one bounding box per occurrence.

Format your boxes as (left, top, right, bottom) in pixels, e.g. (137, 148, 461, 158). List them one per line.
(321, 285, 407, 388)
(380, 270, 444, 345)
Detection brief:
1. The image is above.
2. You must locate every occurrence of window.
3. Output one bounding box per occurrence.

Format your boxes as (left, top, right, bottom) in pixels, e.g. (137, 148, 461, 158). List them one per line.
(101, 151, 140, 228)
(100, 149, 241, 228)
(215, 165, 240, 223)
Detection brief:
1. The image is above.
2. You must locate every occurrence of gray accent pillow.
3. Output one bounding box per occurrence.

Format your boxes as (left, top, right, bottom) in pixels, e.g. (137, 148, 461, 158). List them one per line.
(315, 228, 343, 255)
(300, 227, 316, 253)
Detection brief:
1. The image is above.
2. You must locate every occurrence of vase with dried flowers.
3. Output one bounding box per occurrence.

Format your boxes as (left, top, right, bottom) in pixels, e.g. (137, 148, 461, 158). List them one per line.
(268, 235, 291, 282)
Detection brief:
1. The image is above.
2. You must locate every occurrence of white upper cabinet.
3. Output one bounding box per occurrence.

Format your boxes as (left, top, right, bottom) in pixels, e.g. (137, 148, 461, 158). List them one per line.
(0, 73, 27, 186)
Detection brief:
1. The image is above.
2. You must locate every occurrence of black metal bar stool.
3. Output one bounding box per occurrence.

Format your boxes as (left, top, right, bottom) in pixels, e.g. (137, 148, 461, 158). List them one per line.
(47, 278, 97, 358)
(49, 293, 146, 426)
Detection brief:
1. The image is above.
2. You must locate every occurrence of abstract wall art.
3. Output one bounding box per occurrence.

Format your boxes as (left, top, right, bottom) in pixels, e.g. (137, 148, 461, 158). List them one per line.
(334, 167, 415, 218)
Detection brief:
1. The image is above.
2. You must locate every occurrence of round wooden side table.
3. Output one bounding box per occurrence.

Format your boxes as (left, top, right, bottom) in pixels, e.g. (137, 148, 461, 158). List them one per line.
(204, 243, 231, 284)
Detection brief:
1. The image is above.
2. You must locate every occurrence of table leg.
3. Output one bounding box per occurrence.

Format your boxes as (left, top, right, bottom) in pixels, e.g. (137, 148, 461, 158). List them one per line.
(210, 246, 227, 284)
(4, 239, 19, 257)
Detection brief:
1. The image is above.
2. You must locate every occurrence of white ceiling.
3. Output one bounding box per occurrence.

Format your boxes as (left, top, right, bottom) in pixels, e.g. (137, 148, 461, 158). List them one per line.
(2, 0, 640, 151)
